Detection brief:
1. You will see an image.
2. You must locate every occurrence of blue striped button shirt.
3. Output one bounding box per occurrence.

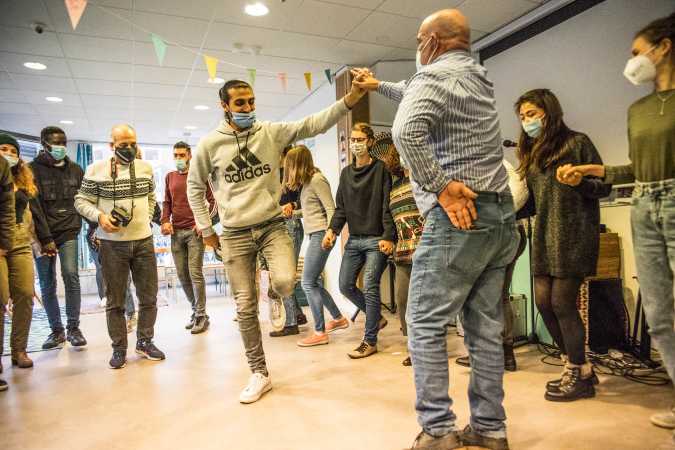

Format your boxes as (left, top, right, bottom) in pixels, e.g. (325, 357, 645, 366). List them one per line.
(381, 50, 509, 216)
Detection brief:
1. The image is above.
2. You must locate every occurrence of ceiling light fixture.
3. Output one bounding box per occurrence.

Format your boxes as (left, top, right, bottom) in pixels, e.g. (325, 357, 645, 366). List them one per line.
(45, 96, 63, 103)
(184, 125, 197, 130)
(244, 2, 269, 17)
(24, 62, 47, 70)
(194, 105, 209, 111)
(59, 120, 74, 125)
(208, 77, 225, 84)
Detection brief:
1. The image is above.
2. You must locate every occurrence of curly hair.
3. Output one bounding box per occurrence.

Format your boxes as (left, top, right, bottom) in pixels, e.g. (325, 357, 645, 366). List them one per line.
(12, 160, 38, 198)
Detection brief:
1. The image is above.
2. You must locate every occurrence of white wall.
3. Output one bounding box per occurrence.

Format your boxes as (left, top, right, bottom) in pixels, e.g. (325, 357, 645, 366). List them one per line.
(282, 82, 342, 299)
(484, 0, 673, 167)
(369, 60, 416, 127)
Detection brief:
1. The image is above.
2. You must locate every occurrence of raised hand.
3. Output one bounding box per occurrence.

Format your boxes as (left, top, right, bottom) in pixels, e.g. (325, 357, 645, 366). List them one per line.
(350, 68, 380, 92)
(438, 181, 478, 230)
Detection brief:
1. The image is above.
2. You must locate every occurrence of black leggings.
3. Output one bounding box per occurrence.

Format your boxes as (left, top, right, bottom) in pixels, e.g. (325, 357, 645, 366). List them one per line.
(534, 275, 586, 365)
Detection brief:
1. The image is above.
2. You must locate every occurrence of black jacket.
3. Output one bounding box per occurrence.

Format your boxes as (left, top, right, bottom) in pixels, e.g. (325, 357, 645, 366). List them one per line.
(30, 152, 84, 246)
(329, 159, 396, 241)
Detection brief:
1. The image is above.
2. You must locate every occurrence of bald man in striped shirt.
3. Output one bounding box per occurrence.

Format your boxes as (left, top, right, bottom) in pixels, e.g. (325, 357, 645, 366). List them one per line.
(354, 9, 518, 450)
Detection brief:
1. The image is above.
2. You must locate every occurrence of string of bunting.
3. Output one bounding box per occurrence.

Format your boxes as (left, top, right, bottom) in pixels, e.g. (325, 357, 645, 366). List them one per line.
(64, 0, 337, 91)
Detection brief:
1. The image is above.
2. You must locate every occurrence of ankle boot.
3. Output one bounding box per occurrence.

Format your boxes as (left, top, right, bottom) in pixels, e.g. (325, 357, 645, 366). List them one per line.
(545, 367, 595, 402)
(547, 365, 598, 391)
(503, 344, 517, 372)
(12, 352, 33, 369)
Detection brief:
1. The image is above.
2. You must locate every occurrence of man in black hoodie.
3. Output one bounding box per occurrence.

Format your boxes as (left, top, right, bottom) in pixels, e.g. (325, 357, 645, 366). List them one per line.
(30, 126, 87, 349)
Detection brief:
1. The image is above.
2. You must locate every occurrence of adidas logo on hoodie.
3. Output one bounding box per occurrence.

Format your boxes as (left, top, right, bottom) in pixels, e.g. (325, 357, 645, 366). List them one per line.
(223, 146, 271, 183)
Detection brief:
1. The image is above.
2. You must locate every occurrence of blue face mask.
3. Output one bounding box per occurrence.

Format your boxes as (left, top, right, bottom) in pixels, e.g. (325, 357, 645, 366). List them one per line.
(522, 118, 544, 139)
(175, 159, 187, 172)
(48, 144, 67, 161)
(2, 154, 18, 168)
(230, 111, 256, 129)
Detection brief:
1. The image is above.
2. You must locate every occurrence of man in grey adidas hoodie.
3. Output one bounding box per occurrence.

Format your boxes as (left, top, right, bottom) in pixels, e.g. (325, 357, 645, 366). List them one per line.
(188, 78, 366, 404)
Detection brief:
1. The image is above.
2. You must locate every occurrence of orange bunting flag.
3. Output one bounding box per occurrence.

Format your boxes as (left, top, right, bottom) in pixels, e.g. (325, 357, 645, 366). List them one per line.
(204, 55, 218, 81)
(65, 0, 88, 30)
(304, 72, 312, 91)
(277, 72, 288, 92)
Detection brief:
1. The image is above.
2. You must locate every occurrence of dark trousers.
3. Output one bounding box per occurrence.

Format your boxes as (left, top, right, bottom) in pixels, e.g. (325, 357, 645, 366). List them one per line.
(100, 237, 158, 351)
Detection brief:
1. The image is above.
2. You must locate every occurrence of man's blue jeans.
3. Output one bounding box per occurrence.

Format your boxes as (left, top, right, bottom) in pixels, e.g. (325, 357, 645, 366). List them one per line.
(407, 194, 518, 439)
(36, 239, 82, 332)
(302, 231, 342, 332)
(339, 235, 387, 345)
(631, 179, 675, 384)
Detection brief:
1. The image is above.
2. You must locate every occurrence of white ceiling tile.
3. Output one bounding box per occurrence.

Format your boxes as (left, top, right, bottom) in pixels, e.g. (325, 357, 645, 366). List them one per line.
(346, 11, 419, 49)
(133, 42, 197, 68)
(59, 34, 134, 63)
(74, 79, 133, 96)
(212, 0, 306, 29)
(458, 0, 540, 33)
(0, 52, 72, 77)
(0, 102, 39, 115)
(285, 1, 371, 39)
(45, 2, 133, 40)
(0, 88, 31, 103)
(318, 0, 382, 9)
(130, 11, 211, 48)
(333, 40, 402, 66)
(0, 27, 64, 57)
(9, 74, 79, 94)
(133, 0, 221, 20)
(133, 65, 193, 85)
(0, 0, 52, 29)
(378, 0, 464, 19)
(67, 60, 134, 82)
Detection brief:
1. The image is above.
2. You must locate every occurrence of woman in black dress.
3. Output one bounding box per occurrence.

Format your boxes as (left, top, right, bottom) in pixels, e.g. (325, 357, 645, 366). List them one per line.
(514, 89, 611, 402)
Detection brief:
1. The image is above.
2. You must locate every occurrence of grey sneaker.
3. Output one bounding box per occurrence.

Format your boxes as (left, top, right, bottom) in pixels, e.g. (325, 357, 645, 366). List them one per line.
(269, 297, 286, 332)
(652, 406, 675, 429)
(185, 315, 196, 330)
(347, 341, 377, 359)
(191, 316, 210, 334)
(460, 425, 509, 450)
(408, 430, 462, 449)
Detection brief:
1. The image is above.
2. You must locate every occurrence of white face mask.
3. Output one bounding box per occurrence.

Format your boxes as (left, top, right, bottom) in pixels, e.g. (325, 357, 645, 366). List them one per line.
(415, 37, 433, 72)
(350, 141, 368, 157)
(624, 46, 657, 85)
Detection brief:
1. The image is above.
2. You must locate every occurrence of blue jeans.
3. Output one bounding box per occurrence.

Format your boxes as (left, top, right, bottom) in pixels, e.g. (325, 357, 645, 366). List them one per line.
(407, 196, 518, 439)
(91, 247, 135, 318)
(631, 179, 675, 383)
(302, 231, 342, 332)
(339, 235, 387, 345)
(283, 217, 304, 327)
(36, 239, 82, 332)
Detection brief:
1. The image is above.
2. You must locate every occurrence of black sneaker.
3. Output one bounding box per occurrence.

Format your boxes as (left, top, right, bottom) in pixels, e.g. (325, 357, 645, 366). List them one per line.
(191, 316, 210, 334)
(67, 328, 87, 347)
(503, 344, 517, 372)
(109, 350, 127, 369)
(296, 313, 308, 326)
(545, 367, 595, 402)
(42, 330, 66, 350)
(547, 367, 599, 391)
(135, 339, 166, 361)
(185, 315, 196, 330)
(269, 325, 299, 337)
(460, 425, 509, 450)
(0, 378, 8, 392)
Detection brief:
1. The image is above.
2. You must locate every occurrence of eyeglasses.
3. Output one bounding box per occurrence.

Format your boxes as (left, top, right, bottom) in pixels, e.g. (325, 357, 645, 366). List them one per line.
(349, 137, 367, 143)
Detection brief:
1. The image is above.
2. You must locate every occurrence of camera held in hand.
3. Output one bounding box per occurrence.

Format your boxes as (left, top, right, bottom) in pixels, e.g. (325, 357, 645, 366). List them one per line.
(110, 205, 132, 227)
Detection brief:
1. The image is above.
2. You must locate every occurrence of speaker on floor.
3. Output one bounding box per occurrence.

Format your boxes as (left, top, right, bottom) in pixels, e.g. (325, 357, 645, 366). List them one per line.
(584, 278, 630, 354)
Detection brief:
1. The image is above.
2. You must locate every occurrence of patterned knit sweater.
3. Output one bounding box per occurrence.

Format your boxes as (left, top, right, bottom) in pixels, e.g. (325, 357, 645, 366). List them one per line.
(390, 175, 424, 265)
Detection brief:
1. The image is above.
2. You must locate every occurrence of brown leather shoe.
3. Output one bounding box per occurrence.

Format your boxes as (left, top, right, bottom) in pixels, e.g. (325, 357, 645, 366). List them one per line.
(12, 352, 34, 369)
(408, 430, 463, 449)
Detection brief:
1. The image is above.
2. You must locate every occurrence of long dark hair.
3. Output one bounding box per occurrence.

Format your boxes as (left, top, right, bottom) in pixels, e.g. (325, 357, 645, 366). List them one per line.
(514, 89, 574, 177)
(635, 12, 674, 63)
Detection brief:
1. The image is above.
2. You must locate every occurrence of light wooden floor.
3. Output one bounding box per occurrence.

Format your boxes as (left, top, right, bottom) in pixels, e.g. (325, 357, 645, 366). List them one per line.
(1, 295, 673, 450)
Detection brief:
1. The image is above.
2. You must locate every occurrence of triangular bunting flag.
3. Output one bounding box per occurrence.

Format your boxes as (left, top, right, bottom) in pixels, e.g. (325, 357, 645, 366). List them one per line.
(324, 69, 333, 84)
(304, 72, 312, 91)
(151, 34, 167, 66)
(203, 55, 218, 81)
(277, 72, 288, 92)
(65, 0, 88, 30)
(247, 68, 257, 86)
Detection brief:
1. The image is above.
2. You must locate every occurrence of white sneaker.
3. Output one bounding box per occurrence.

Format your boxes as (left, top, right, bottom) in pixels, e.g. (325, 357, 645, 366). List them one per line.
(239, 373, 272, 404)
(269, 297, 286, 332)
(652, 407, 675, 429)
(99, 297, 107, 308)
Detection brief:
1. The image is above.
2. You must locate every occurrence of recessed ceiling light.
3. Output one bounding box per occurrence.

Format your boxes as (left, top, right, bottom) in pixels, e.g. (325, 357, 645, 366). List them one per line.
(45, 96, 63, 103)
(60, 120, 74, 125)
(24, 62, 47, 70)
(208, 77, 225, 84)
(184, 125, 197, 130)
(244, 2, 269, 17)
(194, 105, 209, 110)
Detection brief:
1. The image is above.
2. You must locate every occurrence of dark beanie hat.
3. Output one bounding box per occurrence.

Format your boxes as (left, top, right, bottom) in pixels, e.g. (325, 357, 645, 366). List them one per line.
(0, 133, 19, 155)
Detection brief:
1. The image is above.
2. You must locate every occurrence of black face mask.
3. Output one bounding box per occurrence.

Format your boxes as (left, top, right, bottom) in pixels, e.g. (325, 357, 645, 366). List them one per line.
(115, 145, 137, 164)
